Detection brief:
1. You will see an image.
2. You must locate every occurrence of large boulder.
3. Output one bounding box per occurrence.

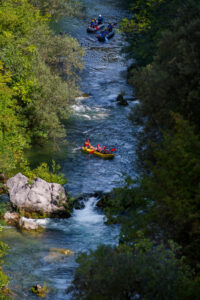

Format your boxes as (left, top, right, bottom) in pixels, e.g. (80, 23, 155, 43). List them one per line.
(6, 173, 68, 217)
(19, 217, 41, 231)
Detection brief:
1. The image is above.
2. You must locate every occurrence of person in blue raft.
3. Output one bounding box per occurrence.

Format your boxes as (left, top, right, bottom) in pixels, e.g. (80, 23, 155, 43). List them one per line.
(90, 19, 95, 27)
(101, 28, 107, 38)
(107, 23, 113, 32)
(98, 14, 104, 24)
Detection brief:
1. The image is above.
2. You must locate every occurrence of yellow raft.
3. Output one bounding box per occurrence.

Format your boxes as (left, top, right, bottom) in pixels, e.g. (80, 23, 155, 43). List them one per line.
(81, 147, 114, 159)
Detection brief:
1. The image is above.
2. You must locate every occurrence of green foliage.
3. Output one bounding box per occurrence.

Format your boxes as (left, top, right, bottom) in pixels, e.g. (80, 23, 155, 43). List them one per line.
(0, 202, 9, 220)
(30, 0, 82, 19)
(143, 116, 200, 264)
(105, 116, 200, 264)
(0, 240, 9, 297)
(124, 2, 200, 265)
(130, 0, 200, 133)
(0, 61, 28, 176)
(0, 270, 10, 298)
(23, 160, 66, 184)
(0, 242, 9, 265)
(69, 242, 199, 299)
(0, 0, 84, 176)
(31, 283, 47, 298)
(121, 0, 182, 65)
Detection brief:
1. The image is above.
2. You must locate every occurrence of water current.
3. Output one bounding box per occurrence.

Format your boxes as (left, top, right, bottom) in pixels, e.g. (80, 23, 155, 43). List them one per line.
(0, 0, 139, 298)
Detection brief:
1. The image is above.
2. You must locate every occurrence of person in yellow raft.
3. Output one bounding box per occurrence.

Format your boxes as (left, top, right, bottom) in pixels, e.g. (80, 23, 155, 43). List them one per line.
(84, 139, 95, 150)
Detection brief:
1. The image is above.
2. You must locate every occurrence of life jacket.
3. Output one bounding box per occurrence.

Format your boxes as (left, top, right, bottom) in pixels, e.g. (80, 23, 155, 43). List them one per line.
(97, 145, 101, 151)
(101, 30, 107, 37)
(108, 24, 113, 32)
(98, 17, 103, 24)
(84, 141, 90, 147)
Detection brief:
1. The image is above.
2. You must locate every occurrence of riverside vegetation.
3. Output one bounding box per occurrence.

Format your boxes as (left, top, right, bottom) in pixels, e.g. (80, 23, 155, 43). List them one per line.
(69, 0, 200, 299)
(0, 0, 84, 179)
(0, 0, 83, 296)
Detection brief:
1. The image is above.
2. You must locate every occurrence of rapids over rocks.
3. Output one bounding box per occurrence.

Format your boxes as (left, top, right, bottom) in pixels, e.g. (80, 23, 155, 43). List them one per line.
(0, 0, 139, 299)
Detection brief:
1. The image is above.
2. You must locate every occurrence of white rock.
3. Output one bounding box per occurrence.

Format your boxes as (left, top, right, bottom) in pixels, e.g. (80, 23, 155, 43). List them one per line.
(19, 217, 40, 231)
(6, 173, 68, 216)
(4, 211, 19, 226)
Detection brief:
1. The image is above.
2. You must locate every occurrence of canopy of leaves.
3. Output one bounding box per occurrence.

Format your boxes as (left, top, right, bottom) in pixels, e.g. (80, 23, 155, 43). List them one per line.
(0, 0, 84, 176)
(130, 0, 200, 134)
(30, 0, 82, 19)
(0, 61, 28, 175)
(68, 242, 199, 300)
(121, 0, 182, 65)
(0, 234, 9, 295)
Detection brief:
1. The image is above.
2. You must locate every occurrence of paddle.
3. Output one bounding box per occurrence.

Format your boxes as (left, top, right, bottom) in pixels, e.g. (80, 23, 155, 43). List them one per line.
(110, 148, 116, 152)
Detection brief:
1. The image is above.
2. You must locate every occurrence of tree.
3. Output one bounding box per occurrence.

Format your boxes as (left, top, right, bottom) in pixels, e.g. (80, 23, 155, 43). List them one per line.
(130, 0, 200, 133)
(30, 0, 82, 18)
(68, 241, 199, 300)
(121, 0, 182, 65)
(142, 116, 200, 265)
(0, 0, 84, 176)
(0, 61, 27, 175)
(0, 0, 84, 145)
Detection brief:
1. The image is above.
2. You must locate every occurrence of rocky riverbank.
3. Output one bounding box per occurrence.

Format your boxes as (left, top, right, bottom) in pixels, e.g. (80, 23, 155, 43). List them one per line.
(1, 173, 72, 231)
(1, 173, 114, 232)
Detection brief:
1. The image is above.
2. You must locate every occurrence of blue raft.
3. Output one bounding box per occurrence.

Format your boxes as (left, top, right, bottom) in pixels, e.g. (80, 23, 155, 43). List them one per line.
(97, 30, 115, 42)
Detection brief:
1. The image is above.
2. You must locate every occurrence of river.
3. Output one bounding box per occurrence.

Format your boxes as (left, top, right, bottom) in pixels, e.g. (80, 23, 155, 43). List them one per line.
(0, 0, 139, 299)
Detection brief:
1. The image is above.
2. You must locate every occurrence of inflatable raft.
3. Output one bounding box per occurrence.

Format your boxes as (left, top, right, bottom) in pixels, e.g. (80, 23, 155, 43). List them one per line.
(81, 147, 114, 159)
(87, 24, 104, 33)
(97, 30, 115, 42)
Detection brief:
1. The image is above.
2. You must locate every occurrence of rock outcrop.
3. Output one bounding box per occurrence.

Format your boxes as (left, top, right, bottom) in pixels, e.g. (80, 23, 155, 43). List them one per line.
(96, 192, 112, 208)
(50, 248, 74, 255)
(44, 248, 74, 263)
(19, 217, 42, 231)
(31, 284, 47, 298)
(116, 94, 128, 106)
(6, 173, 68, 217)
(4, 212, 20, 226)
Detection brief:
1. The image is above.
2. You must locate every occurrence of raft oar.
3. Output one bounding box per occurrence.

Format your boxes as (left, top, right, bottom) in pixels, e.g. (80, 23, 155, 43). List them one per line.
(110, 148, 116, 152)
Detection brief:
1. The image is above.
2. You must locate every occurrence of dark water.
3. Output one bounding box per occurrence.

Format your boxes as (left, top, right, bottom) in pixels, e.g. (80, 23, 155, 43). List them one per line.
(0, 1, 139, 299)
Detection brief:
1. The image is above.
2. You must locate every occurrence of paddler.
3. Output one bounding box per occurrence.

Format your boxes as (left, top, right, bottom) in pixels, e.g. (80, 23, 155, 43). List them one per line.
(96, 144, 102, 152)
(90, 19, 95, 28)
(84, 139, 95, 150)
(101, 28, 107, 38)
(107, 23, 113, 32)
(98, 15, 104, 24)
(102, 146, 108, 154)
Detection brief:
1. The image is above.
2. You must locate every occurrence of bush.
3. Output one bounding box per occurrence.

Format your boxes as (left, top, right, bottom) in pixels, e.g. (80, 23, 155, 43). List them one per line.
(24, 160, 66, 184)
(68, 240, 199, 300)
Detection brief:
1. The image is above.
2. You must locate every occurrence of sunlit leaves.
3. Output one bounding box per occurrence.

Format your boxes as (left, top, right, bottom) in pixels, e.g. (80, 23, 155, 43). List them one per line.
(0, 0, 83, 176)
